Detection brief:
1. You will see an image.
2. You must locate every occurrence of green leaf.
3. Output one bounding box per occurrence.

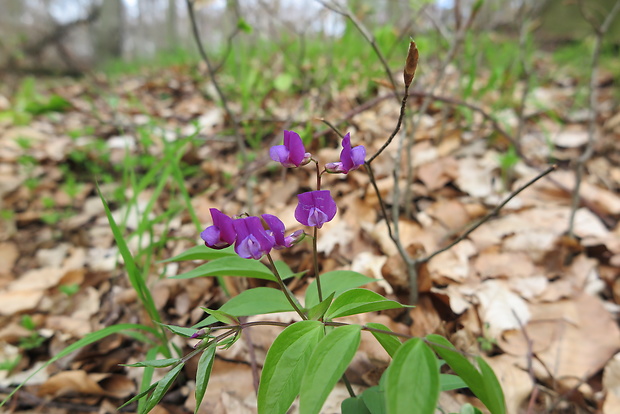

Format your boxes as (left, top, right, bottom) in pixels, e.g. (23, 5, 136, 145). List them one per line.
(307, 292, 335, 321)
(237, 18, 253, 33)
(159, 245, 236, 263)
(157, 323, 201, 338)
(200, 308, 239, 325)
(478, 357, 506, 414)
(118, 381, 159, 409)
(195, 345, 216, 413)
(342, 396, 371, 414)
(1, 323, 158, 408)
(440, 374, 468, 391)
(97, 184, 161, 326)
(140, 363, 185, 414)
(274, 259, 304, 280)
(299, 324, 362, 414)
(193, 287, 295, 328)
(257, 320, 324, 414)
(274, 73, 293, 92)
(360, 386, 386, 414)
(385, 338, 439, 414)
(171, 256, 276, 281)
(365, 322, 402, 358)
(123, 358, 179, 368)
(426, 334, 506, 414)
(325, 289, 405, 319)
(460, 403, 484, 414)
(305, 270, 376, 309)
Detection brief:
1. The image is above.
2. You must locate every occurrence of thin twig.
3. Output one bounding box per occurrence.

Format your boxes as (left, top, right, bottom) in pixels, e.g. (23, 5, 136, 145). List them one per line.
(185, 0, 254, 214)
(420, 165, 557, 264)
(240, 316, 260, 395)
(568, 0, 620, 237)
(316, 0, 399, 97)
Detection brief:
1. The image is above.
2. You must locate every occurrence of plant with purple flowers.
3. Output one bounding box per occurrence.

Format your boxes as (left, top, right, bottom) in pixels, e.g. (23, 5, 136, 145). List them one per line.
(116, 41, 505, 414)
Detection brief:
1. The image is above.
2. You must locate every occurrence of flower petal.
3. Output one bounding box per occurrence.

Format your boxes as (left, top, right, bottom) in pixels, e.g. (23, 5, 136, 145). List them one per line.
(295, 190, 337, 228)
(284, 130, 305, 166)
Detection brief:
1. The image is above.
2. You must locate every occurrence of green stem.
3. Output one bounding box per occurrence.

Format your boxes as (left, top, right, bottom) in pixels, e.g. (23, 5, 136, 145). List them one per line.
(342, 373, 356, 397)
(312, 227, 323, 303)
(267, 254, 307, 320)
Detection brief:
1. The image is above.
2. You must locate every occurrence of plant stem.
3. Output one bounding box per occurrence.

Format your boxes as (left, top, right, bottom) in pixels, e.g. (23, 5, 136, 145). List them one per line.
(312, 227, 323, 303)
(266, 254, 307, 320)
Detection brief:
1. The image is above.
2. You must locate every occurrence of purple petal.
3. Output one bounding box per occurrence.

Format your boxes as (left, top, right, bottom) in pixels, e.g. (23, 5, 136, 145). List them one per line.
(350, 146, 366, 169)
(262, 214, 286, 248)
(339, 133, 353, 172)
(232, 217, 274, 259)
(210, 208, 236, 245)
(200, 226, 221, 247)
(295, 190, 337, 228)
(307, 207, 329, 228)
(284, 130, 305, 167)
(270, 145, 290, 164)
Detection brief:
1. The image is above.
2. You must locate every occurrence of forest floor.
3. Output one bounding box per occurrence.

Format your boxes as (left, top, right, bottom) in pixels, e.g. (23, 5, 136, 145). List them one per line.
(0, 47, 619, 414)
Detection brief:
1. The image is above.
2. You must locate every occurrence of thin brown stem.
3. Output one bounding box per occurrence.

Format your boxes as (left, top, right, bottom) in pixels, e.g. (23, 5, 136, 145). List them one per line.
(317, 0, 399, 97)
(421, 165, 557, 264)
(568, 0, 620, 237)
(185, 0, 254, 213)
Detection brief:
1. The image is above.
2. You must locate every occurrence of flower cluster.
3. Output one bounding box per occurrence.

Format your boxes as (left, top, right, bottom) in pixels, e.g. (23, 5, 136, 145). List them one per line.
(202, 130, 366, 260)
(201, 208, 304, 260)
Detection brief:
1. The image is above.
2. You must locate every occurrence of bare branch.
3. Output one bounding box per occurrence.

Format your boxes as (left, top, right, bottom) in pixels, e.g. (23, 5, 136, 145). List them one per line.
(421, 165, 557, 264)
(568, 0, 620, 237)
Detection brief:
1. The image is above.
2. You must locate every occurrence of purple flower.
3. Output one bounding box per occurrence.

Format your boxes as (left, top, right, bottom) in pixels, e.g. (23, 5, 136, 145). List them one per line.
(294, 190, 337, 229)
(269, 130, 311, 168)
(262, 214, 305, 249)
(201, 208, 236, 249)
(232, 216, 275, 259)
(325, 133, 366, 174)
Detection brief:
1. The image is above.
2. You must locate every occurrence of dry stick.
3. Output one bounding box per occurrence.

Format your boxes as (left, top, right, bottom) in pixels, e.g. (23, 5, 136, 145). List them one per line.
(402, 2, 481, 220)
(239, 316, 260, 395)
(567, 0, 620, 238)
(420, 165, 557, 264)
(511, 310, 539, 414)
(316, 0, 399, 98)
(185, 0, 254, 214)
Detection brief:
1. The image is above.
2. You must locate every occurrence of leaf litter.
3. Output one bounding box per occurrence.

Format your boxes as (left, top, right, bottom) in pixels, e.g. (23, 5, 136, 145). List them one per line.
(0, 57, 619, 414)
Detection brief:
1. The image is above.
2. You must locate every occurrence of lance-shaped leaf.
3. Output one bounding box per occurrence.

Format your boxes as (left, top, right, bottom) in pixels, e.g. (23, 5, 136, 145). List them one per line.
(257, 320, 324, 414)
(140, 363, 185, 414)
(325, 289, 405, 319)
(171, 256, 276, 281)
(194, 344, 216, 413)
(299, 324, 362, 414)
(426, 334, 506, 414)
(385, 338, 439, 414)
(305, 270, 376, 309)
(122, 358, 179, 368)
(193, 287, 296, 328)
(366, 322, 402, 358)
(159, 245, 236, 263)
(307, 292, 335, 321)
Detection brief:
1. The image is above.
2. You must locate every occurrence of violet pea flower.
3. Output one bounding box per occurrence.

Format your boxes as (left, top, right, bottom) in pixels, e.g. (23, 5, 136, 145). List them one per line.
(233, 216, 275, 260)
(325, 132, 366, 174)
(262, 214, 305, 249)
(201, 208, 236, 249)
(294, 190, 337, 229)
(269, 130, 311, 168)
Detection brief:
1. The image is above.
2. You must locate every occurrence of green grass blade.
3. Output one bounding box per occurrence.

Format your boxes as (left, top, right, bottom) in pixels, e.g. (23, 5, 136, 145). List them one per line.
(0, 323, 159, 408)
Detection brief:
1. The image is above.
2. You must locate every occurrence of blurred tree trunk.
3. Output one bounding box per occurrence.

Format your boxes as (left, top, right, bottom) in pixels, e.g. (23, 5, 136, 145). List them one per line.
(167, 0, 178, 50)
(92, 0, 124, 65)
